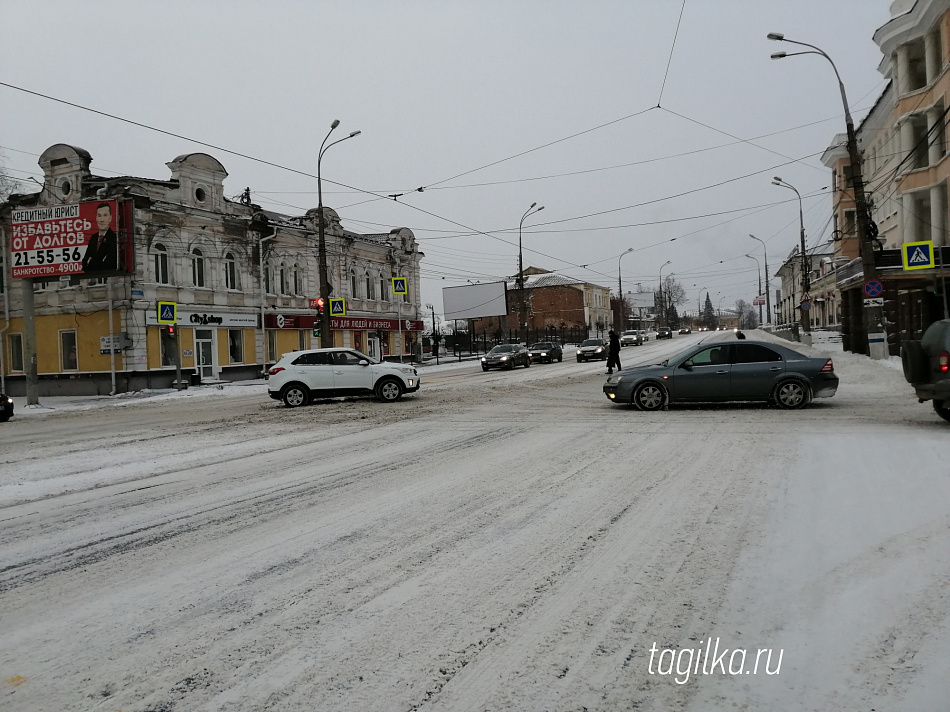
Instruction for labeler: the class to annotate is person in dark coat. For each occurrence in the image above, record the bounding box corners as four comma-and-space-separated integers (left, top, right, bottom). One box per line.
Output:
81, 202, 118, 273
606, 329, 622, 374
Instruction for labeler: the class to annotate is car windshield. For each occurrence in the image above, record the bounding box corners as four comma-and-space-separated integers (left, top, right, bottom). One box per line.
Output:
529, 343, 553, 349
489, 345, 517, 354
580, 339, 604, 347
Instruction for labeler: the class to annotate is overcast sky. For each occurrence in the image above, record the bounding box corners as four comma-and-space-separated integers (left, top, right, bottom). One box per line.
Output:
1, 1, 895, 317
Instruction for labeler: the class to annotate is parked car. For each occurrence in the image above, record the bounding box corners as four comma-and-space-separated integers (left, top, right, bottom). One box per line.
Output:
576, 338, 608, 362
482, 343, 531, 371
902, 318, 950, 422
620, 330, 643, 347
679, 327, 692, 334
603, 340, 838, 411
267, 348, 420, 407
0, 393, 13, 422
656, 326, 673, 339
527, 341, 563, 363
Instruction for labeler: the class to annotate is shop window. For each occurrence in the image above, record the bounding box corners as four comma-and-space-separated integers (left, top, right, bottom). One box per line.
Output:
225, 252, 237, 290
267, 330, 277, 362
8, 333, 23, 372
228, 329, 244, 364
61, 330, 78, 371
154, 244, 169, 284
192, 248, 206, 287
298, 330, 307, 351
160, 328, 177, 367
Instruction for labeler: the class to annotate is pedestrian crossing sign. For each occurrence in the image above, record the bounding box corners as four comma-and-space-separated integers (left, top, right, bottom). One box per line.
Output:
157, 301, 177, 324
329, 297, 346, 316
902, 240, 935, 270
392, 277, 408, 295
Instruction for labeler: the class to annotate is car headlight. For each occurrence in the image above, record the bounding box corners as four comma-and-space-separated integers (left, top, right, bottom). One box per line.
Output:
595, 347, 604, 353
399, 367, 415, 375
501, 356, 509, 361
607, 375, 624, 384
540, 352, 547, 356
576, 350, 581, 355
481, 357, 486, 362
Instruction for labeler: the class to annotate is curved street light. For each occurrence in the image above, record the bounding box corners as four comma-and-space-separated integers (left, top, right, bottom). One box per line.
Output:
695, 285, 708, 327
617, 247, 635, 331
518, 203, 544, 344
317, 119, 361, 347
769, 32, 883, 356
772, 176, 810, 334
658, 260, 672, 328
749, 234, 772, 325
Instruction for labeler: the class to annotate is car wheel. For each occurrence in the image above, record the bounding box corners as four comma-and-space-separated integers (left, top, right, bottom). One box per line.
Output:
0, 414, 10, 423
901, 340, 928, 384
934, 400, 950, 422
577, 357, 582, 363
482, 365, 490, 371
773, 379, 809, 409
558, 355, 562, 362
633, 381, 666, 411
281, 384, 309, 408
375, 377, 404, 402
524, 358, 530, 368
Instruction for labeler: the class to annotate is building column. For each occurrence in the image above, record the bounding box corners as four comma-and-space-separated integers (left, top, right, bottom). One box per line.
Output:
931, 183, 947, 246
903, 192, 918, 243
925, 31, 940, 85
928, 107, 944, 166
896, 45, 910, 95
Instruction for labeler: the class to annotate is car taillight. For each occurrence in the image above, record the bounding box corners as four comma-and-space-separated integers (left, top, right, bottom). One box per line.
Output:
268, 366, 285, 375
820, 359, 834, 373
940, 351, 949, 373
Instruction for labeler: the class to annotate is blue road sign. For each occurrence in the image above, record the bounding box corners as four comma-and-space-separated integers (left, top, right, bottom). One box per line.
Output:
902, 240, 935, 270
157, 301, 177, 324
392, 277, 407, 295
329, 298, 346, 316
863, 280, 883, 298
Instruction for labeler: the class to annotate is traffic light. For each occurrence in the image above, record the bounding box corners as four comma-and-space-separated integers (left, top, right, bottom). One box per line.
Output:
166, 325, 175, 336
313, 325, 321, 338
316, 297, 325, 315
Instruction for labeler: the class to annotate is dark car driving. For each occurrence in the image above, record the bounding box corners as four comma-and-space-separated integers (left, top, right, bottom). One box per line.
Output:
656, 326, 673, 339
527, 342, 563, 363
0, 393, 13, 422
481, 343, 531, 371
603, 339, 838, 410
576, 338, 607, 362
902, 318, 950, 422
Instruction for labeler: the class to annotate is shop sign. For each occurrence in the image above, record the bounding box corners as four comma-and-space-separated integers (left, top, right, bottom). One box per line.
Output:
146, 310, 257, 327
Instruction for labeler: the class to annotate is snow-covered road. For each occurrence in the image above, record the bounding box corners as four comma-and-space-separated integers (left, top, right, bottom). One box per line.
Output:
2, 333, 948, 711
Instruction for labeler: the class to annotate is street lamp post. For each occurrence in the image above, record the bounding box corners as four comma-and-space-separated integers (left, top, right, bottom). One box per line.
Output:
317, 119, 361, 348
696, 285, 708, 327
772, 177, 811, 335
745, 253, 762, 326
658, 260, 672, 328
769, 32, 884, 357
518, 202, 544, 344
749, 234, 772, 325
426, 303, 439, 365
718, 295, 727, 328
617, 247, 634, 331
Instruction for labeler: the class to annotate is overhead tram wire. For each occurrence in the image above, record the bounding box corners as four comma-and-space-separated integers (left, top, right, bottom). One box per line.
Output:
657, 0, 687, 107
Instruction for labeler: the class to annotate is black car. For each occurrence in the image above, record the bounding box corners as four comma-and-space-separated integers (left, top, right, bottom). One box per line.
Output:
656, 327, 673, 339
603, 339, 838, 410
902, 319, 950, 422
576, 338, 607, 362
527, 341, 563, 363
0, 393, 13, 422
481, 343, 531, 371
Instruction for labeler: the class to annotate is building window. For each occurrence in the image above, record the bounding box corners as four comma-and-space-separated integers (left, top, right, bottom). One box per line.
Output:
267, 330, 277, 362
8, 333, 23, 372
192, 248, 206, 287
264, 261, 272, 294
154, 244, 169, 284
380, 273, 387, 302
279, 265, 288, 295
293, 265, 300, 295
350, 268, 358, 298
403, 277, 409, 302
365, 271, 375, 301
298, 330, 307, 351
228, 329, 244, 364
225, 252, 237, 290
61, 330, 78, 371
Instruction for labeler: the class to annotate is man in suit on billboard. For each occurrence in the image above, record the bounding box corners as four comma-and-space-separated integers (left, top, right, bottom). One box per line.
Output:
81, 201, 118, 273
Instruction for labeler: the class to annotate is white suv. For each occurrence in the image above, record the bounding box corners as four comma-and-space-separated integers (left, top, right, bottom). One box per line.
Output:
267, 348, 420, 407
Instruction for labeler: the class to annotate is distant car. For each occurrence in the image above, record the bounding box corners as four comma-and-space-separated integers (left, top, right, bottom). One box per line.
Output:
527, 341, 563, 363
576, 338, 607, 362
482, 343, 531, 371
679, 327, 692, 334
268, 348, 420, 407
620, 330, 643, 347
902, 318, 950, 422
0, 393, 13, 422
603, 340, 838, 411
656, 327, 673, 339
645, 330, 658, 340
638, 330, 650, 342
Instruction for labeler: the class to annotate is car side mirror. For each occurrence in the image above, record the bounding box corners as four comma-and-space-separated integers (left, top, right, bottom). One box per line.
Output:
359, 359, 369, 366
681, 360, 693, 370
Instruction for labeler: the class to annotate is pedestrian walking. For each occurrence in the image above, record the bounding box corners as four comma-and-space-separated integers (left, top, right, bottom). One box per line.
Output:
606, 329, 622, 374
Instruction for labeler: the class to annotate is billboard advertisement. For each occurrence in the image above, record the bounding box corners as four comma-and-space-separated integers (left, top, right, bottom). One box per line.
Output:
442, 281, 508, 320
10, 200, 132, 279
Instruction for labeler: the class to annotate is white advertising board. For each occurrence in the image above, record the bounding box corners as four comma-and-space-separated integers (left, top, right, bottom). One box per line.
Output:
442, 281, 508, 320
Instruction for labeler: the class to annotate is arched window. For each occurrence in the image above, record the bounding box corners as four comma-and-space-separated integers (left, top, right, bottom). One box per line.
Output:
224, 251, 237, 290
365, 271, 375, 301
292, 265, 300, 295
380, 272, 387, 302
192, 248, 205, 287
154, 243, 169, 284
350, 268, 358, 298
264, 261, 272, 294
279, 264, 288, 295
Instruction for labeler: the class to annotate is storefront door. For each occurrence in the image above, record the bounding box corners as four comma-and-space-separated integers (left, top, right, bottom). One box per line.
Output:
195, 329, 216, 380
